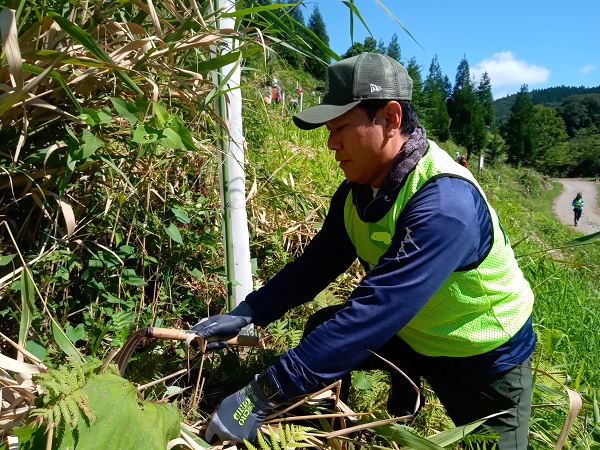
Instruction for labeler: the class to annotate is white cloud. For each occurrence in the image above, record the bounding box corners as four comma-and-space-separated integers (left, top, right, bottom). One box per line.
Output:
580, 64, 596, 74
471, 51, 550, 97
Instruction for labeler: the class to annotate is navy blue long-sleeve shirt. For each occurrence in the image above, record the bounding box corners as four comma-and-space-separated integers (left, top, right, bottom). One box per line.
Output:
245, 176, 535, 399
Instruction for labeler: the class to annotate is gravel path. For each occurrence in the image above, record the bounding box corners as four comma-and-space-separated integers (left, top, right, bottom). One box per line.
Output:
551, 178, 600, 234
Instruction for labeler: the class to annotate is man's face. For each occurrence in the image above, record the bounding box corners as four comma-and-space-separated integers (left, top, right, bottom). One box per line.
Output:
326, 106, 398, 187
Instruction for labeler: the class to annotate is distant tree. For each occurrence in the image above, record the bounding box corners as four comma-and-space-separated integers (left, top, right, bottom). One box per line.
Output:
485, 132, 506, 165
567, 126, 600, 177
277, 0, 307, 69
501, 84, 537, 166
422, 55, 450, 142
531, 105, 569, 174
377, 39, 386, 55
342, 37, 377, 59
363, 37, 377, 53
477, 72, 495, 129
386, 33, 401, 61
406, 57, 425, 117
557, 94, 600, 137
305, 5, 330, 80
286, 0, 305, 23
443, 75, 452, 101
342, 42, 366, 59
449, 57, 487, 157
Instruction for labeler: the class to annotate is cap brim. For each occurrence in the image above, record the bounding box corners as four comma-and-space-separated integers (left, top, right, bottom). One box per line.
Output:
292, 101, 360, 130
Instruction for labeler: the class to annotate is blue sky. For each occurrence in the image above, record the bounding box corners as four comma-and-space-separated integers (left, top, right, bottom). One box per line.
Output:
309, 0, 600, 99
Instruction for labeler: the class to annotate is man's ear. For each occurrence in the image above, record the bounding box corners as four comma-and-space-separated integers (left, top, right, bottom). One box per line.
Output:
383, 101, 402, 136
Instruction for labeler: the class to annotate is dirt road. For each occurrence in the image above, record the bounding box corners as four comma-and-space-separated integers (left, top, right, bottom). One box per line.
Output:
552, 178, 600, 234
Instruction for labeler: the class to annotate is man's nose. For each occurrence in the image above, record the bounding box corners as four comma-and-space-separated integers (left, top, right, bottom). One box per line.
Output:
327, 132, 340, 151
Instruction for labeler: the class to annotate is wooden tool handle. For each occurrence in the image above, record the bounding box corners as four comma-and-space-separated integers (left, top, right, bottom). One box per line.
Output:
146, 327, 259, 347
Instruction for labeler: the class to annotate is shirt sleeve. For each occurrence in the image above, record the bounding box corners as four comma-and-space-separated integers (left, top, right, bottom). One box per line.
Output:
270, 177, 493, 399
244, 182, 358, 326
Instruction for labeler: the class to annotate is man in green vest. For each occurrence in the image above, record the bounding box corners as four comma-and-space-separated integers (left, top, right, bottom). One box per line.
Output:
193, 53, 535, 450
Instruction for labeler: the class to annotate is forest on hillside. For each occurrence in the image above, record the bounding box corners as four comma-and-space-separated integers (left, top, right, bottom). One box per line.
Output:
262, 0, 600, 178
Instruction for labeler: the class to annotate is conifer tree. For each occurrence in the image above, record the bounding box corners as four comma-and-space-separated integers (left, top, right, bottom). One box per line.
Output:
500, 84, 537, 166
363, 37, 377, 53
422, 55, 450, 142
305, 5, 330, 80
386, 33, 401, 61
377, 39, 386, 55
277, 0, 306, 69
449, 57, 487, 157
477, 72, 495, 129
406, 57, 425, 117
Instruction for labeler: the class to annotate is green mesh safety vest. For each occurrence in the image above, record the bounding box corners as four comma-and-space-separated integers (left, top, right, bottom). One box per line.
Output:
343, 141, 534, 357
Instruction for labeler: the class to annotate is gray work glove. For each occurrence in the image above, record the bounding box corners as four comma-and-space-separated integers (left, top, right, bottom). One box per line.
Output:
205, 370, 283, 443
190, 302, 253, 350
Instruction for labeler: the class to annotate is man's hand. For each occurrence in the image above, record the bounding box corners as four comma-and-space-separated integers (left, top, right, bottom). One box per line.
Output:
190, 302, 253, 350
205, 371, 283, 443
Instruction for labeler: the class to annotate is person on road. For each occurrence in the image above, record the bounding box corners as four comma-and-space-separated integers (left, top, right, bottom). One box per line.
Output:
192, 53, 535, 450
572, 192, 584, 226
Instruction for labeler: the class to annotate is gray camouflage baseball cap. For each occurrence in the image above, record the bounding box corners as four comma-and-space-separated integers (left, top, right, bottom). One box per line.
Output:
293, 52, 413, 130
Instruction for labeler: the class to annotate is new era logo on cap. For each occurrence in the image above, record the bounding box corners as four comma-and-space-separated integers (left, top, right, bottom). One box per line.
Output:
370, 84, 382, 93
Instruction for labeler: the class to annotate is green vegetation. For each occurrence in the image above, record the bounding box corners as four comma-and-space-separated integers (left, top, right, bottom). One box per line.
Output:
1, 0, 600, 448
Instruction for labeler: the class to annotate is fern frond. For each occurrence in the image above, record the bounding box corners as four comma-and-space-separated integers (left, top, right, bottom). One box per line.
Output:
268, 425, 281, 450
31, 360, 96, 429
249, 424, 316, 449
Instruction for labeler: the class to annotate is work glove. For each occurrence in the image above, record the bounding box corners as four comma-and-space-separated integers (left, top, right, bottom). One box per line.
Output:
190, 302, 253, 350
205, 370, 284, 443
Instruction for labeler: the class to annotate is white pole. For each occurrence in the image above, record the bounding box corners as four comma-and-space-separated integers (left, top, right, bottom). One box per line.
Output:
212, 0, 253, 311
478, 154, 484, 174
299, 91, 303, 111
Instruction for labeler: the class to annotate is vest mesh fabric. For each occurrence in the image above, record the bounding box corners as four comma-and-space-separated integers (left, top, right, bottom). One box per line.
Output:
343, 141, 534, 357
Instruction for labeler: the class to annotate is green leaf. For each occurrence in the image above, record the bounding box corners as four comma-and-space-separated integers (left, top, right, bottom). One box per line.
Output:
186, 267, 204, 281
180, 424, 210, 449
184, 50, 243, 73
159, 127, 188, 151
422, 419, 487, 447
121, 269, 147, 286
65, 323, 87, 343
166, 116, 195, 150
567, 230, 600, 244
133, 124, 160, 144
342, 1, 371, 43
351, 371, 371, 390
19, 268, 35, 348
171, 207, 190, 224
80, 107, 112, 126
25, 339, 46, 361
71, 130, 104, 161
153, 102, 170, 127
110, 97, 142, 126
15, 373, 180, 449
0, 254, 16, 266
117, 245, 135, 259
50, 320, 84, 363
164, 223, 184, 245
371, 423, 445, 450
52, 265, 70, 281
